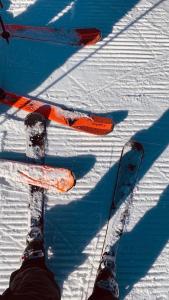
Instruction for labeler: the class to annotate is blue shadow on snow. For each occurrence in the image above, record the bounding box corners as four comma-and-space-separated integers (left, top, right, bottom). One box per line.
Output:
45, 109, 169, 294
0, 0, 142, 94
117, 185, 169, 299
0, 152, 96, 181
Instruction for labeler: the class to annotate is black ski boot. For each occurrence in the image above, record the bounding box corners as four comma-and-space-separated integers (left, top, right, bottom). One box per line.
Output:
22, 227, 44, 261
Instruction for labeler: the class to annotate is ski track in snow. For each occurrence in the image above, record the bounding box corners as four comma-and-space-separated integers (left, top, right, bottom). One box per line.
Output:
0, 0, 169, 299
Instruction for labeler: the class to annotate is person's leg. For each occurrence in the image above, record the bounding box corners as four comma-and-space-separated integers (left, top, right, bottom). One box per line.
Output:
20, 256, 59, 289
2, 239, 61, 300
8, 238, 47, 286
2, 257, 49, 299
88, 269, 119, 300
88, 252, 119, 300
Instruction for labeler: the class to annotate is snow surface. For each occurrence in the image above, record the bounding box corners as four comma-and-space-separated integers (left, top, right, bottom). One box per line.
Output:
0, 0, 169, 299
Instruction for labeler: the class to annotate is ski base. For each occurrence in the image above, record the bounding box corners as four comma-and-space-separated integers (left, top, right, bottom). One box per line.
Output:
89, 141, 144, 300
23, 112, 46, 261
0, 88, 114, 135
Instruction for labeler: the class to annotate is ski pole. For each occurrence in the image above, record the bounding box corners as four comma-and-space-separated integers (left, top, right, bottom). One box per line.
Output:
0, 16, 10, 43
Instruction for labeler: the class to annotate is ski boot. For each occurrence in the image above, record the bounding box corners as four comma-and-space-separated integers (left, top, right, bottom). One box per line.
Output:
22, 226, 44, 261
89, 251, 119, 300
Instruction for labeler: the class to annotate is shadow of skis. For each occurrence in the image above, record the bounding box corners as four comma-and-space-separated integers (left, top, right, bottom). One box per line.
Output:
118, 185, 169, 299
1, 0, 141, 94
45, 109, 169, 292
0, 152, 96, 181
116, 109, 169, 298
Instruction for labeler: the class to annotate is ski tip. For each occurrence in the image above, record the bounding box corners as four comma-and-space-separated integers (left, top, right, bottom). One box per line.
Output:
19, 166, 75, 193
72, 115, 114, 135
25, 112, 46, 127
130, 140, 144, 153
76, 28, 101, 46
57, 171, 75, 192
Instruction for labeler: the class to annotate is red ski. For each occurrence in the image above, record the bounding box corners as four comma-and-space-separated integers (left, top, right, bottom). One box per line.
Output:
0, 88, 114, 135
1, 23, 101, 46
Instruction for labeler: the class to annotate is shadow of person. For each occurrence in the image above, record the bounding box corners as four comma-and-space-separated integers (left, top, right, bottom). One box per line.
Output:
45, 109, 169, 292
117, 185, 169, 299
1, 0, 141, 94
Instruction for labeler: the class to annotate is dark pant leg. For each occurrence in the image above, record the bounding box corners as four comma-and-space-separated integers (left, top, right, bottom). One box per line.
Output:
88, 287, 119, 300
9, 257, 47, 283
4, 258, 61, 300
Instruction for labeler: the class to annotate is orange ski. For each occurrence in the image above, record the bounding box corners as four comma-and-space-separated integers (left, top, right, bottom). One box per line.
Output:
0, 158, 75, 192
0, 89, 114, 135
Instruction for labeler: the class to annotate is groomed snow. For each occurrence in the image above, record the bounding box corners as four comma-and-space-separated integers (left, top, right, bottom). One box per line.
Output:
0, 1, 169, 299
